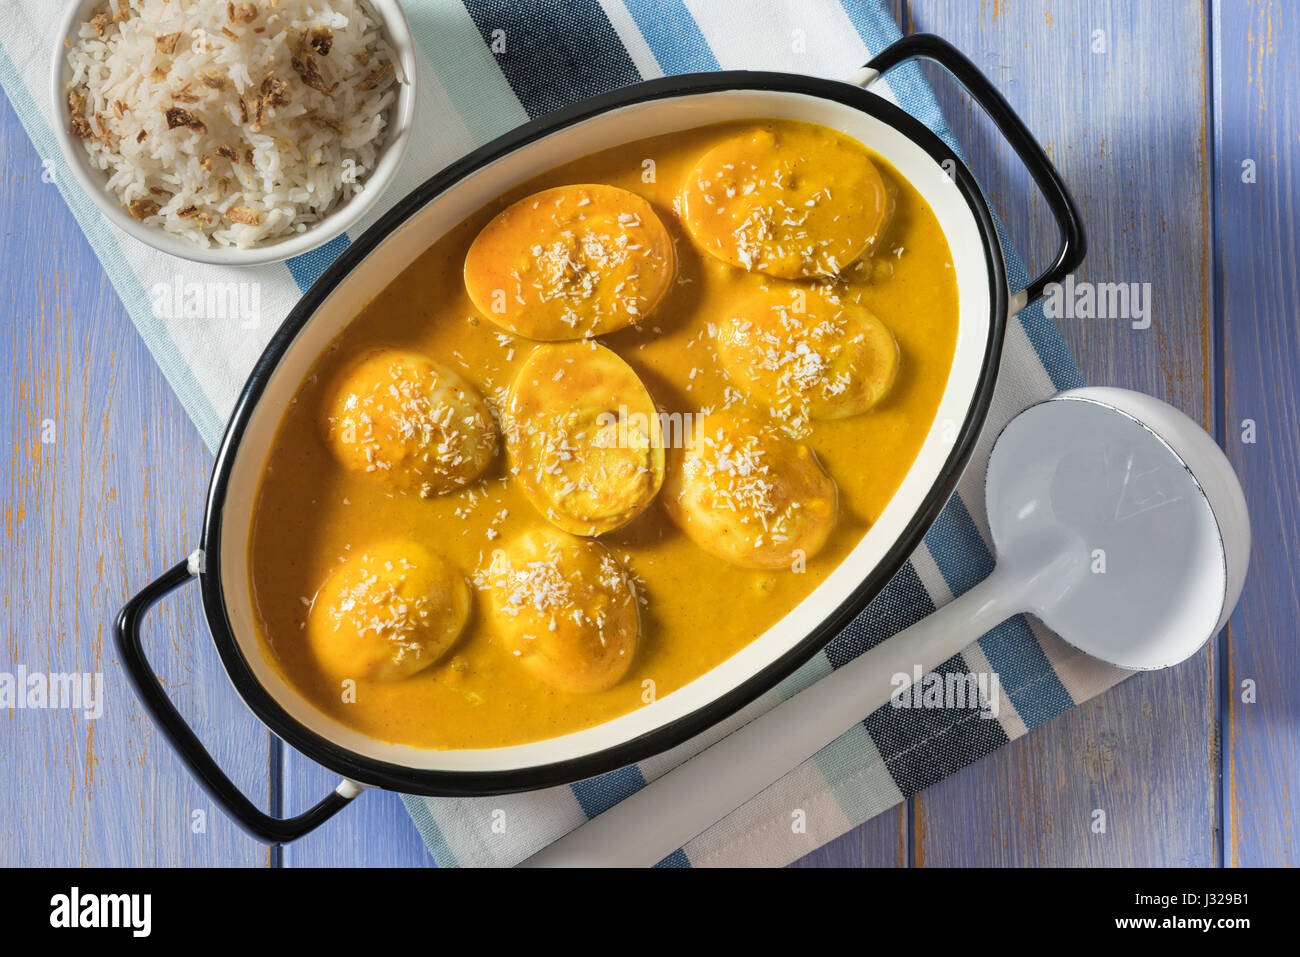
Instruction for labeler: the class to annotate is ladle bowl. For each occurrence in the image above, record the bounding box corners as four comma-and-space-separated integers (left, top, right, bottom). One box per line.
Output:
986, 386, 1248, 669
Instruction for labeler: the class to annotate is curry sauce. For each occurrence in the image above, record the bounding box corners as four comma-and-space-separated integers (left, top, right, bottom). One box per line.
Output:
247, 119, 960, 749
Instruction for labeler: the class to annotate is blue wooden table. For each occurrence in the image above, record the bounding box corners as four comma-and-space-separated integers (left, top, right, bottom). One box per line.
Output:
2, 0, 1295, 867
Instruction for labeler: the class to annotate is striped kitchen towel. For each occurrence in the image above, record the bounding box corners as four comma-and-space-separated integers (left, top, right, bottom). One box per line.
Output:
0, 0, 1132, 866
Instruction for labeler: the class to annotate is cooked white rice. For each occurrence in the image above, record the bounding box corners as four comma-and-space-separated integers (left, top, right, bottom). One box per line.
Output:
64, 0, 402, 248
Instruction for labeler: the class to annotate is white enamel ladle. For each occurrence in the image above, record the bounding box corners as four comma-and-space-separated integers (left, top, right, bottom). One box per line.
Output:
522, 387, 1250, 868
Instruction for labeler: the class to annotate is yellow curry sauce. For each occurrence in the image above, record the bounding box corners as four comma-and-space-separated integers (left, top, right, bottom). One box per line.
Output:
248, 119, 960, 749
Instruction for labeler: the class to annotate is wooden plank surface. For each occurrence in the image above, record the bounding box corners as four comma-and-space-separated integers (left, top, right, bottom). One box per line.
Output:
883, 0, 1221, 868
1213, 0, 1300, 868
0, 0, 1292, 867
0, 91, 272, 866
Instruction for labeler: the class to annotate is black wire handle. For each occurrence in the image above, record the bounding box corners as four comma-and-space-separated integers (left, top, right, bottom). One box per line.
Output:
865, 33, 1087, 307
115, 558, 359, 843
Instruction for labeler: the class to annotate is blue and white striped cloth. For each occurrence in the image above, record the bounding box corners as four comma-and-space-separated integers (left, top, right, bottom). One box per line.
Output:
3, 0, 1132, 866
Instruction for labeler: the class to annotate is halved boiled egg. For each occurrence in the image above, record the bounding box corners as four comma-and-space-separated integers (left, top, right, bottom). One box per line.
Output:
307, 542, 471, 681
663, 410, 837, 569
505, 341, 665, 536
481, 529, 641, 693
714, 290, 899, 421
464, 184, 676, 340
323, 348, 497, 497
681, 124, 892, 279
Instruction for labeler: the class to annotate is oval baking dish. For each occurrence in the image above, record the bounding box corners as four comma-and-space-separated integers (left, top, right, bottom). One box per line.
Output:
115, 34, 1085, 843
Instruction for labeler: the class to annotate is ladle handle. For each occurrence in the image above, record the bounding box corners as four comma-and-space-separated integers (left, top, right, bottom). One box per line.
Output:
522, 571, 1019, 868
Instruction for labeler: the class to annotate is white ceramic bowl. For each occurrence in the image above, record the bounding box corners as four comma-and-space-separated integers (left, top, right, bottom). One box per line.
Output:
49, 0, 418, 267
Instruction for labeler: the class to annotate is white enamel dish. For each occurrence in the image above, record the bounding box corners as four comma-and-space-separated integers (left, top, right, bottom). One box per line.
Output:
115, 35, 1085, 842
